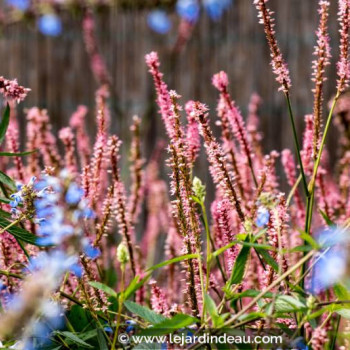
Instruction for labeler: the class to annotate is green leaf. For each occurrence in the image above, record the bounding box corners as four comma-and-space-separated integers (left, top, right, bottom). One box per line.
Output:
319, 209, 335, 226
89, 281, 117, 298
0, 197, 11, 205
229, 246, 250, 285
0, 150, 37, 157
0, 170, 16, 191
146, 254, 198, 272
204, 294, 221, 327
272, 295, 307, 313
256, 248, 279, 272
124, 301, 167, 324
0, 217, 41, 245
97, 329, 108, 350
231, 289, 274, 301
299, 230, 320, 250
336, 308, 350, 319
140, 314, 198, 336
334, 283, 350, 304
0, 104, 10, 146
67, 305, 94, 332
237, 312, 266, 323
56, 331, 94, 348
212, 239, 274, 260
124, 274, 151, 300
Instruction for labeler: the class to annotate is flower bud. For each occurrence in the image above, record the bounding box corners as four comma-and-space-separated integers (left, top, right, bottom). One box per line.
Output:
192, 176, 206, 203
117, 243, 129, 265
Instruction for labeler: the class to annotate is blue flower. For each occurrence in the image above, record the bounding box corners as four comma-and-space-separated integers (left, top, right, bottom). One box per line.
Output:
104, 326, 113, 333
83, 240, 100, 259
6, 0, 30, 11
65, 183, 84, 205
9, 192, 22, 208
203, 0, 232, 21
317, 227, 349, 248
256, 207, 270, 227
147, 10, 171, 34
290, 337, 309, 350
28, 251, 80, 278
38, 14, 62, 37
176, 0, 200, 22
70, 263, 83, 278
310, 247, 347, 294
126, 320, 136, 333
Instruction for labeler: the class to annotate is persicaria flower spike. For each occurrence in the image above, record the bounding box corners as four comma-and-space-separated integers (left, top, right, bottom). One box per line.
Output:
337, 0, 350, 92
145, 52, 176, 139
254, 0, 291, 93
0, 76, 30, 103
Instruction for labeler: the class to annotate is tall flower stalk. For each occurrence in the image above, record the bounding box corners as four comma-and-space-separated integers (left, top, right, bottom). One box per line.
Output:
254, 0, 308, 196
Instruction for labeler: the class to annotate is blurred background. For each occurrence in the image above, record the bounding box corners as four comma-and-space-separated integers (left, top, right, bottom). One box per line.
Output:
0, 0, 343, 181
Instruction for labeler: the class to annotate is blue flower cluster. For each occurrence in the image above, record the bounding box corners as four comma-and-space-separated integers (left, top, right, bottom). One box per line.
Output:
6, 1, 62, 37
38, 14, 62, 37
148, 0, 233, 34
310, 227, 350, 294
255, 206, 270, 228
33, 173, 98, 258
5, 0, 30, 11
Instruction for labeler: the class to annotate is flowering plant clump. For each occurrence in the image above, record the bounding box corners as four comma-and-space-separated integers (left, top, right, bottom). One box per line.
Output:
1, 1, 350, 349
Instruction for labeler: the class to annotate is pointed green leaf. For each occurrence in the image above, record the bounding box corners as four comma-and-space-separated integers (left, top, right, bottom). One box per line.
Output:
140, 314, 199, 336
146, 254, 198, 272
256, 248, 279, 272
0, 104, 10, 146
0, 150, 37, 157
56, 331, 94, 348
0, 217, 41, 245
89, 281, 117, 298
0, 170, 16, 191
319, 209, 335, 226
124, 301, 167, 324
229, 246, 250, 285
124, 274, 151, 300
97, 329, 108, 350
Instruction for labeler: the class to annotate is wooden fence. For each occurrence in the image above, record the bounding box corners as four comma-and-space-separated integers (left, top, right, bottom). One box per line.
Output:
0, 0, 342, 172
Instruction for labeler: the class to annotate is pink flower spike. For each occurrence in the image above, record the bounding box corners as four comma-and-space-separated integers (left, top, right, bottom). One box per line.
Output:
185, 101, 201, 166
212, 71, 229, 92
254, 0, 291, 93
0, 76, 30, 103
336, 0, 350, 92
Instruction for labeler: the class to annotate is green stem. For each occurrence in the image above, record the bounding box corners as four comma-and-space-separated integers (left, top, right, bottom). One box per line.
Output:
285, 93, 309, 197
200, 204, 227, 283
308, 94, 339, 194
112, 266, 125, 350
300, 93, 339, 288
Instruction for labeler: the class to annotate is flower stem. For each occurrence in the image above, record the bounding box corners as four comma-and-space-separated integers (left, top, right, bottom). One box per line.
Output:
112, 266, 125, 350
285, 93, 309, 197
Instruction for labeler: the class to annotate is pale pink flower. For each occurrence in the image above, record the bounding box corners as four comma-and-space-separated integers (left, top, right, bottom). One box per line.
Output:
337, 0, 350, 92
312, 1, 331, 157
281, 149, 305, 225
185, 101, 201, 166
301, 114, 315, 176
0, 76, 30, 103
69, 105, 91, 168
149, 280, 169, 315
145, 52, 176, 139
192, 101, 245, 222
254, 0, 291, 93
59, 127, 77, 174
82, 11, 110, 86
